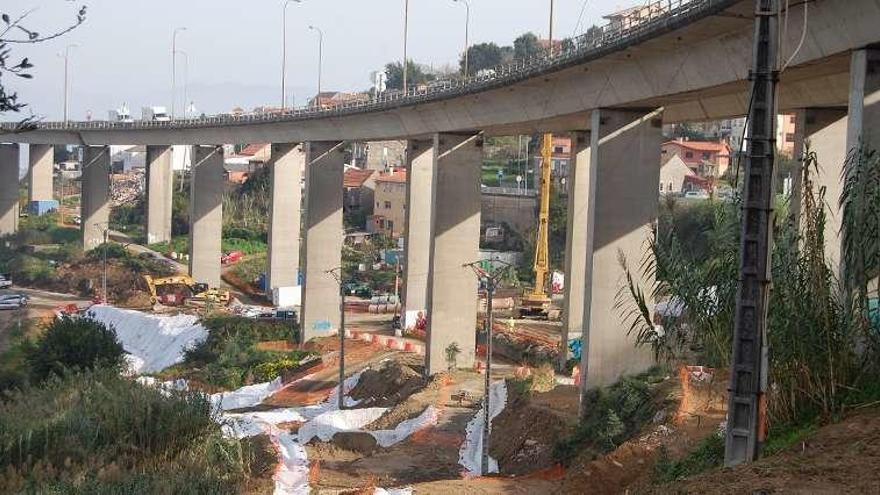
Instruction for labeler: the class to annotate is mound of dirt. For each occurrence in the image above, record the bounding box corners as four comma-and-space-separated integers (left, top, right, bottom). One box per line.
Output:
364, 372, 450, 431
658, 406, 880, 494
332, 431, 379, 456
488, 383, 578, 475
349, 359, 427, 408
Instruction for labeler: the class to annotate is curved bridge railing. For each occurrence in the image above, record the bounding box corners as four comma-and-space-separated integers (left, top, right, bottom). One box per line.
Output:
3, 0, 737, 132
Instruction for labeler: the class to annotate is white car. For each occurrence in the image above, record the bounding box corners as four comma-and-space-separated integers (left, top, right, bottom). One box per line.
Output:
0, 274, 12, 289
684, 190, 710, 200
0, 294, 29, 309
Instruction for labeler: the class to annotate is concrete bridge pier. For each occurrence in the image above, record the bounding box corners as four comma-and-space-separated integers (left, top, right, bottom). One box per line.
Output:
300, 141, 345, 342
401, 138, 435, 323
0, 144, 19, 235
791, 48, 880, 272
424, 133, 482, 375
560, 131, 591, 367
145, 145, 174, 244
188, 145, 224, 287
267, 143, 305, 294
578, 108, 663, 392
28, 144, 54, 206
81, 145, 111, 251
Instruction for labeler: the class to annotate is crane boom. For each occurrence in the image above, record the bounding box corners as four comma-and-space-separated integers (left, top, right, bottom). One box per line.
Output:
520, 133, 553, 315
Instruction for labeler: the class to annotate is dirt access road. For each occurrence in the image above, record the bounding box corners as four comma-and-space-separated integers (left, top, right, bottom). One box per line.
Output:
0, 288, 91, 352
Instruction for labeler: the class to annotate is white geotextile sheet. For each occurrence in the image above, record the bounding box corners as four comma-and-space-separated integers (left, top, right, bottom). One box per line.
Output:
211, 377, 284, 411
458, 380, 508, 476
86, 305, 207, 374
297, 407, 388, 444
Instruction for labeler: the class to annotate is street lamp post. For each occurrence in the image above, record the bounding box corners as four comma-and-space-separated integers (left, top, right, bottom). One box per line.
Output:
60, 44, 78, 123
402, 0, 409, 94
176, 50, 189, 118
171, 27, 187, 119
308, 25, 324, 106
281, 0, 303, 110
453, 0, 470, 77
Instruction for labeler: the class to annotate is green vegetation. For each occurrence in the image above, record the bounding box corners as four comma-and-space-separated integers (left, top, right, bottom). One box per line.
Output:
619, 145, 880, 482
161, 315, 310, 391
230, 252, 267, 287
24, 316, 127, 382
0, 213, 171, 300
0, 369, 274, 493
150, 234, 268, 257
553, 368, 669, 465
654, 431, 725, 482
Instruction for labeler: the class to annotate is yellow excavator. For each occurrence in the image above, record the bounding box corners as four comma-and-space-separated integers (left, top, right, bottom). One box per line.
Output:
519, 133, 554, 317
143, 275, 231, 307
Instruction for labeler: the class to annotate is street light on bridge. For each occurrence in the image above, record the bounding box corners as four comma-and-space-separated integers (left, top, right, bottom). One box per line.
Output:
171, 27, 187, 120
282, 0, 303, 110
402, 0, 409, 94
452, 0, 470, 77
308, 25, 324, 108
58, 43, 79, 123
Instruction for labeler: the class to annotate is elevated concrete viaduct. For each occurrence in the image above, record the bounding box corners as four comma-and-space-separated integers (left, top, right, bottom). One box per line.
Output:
0, 0, 878, 387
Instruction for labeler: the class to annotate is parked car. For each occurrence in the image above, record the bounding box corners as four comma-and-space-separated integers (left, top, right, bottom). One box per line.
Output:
0, 293, 29, 309
0, 273, 12, 289
221, 251, 244, 265
684, 190, 710, 200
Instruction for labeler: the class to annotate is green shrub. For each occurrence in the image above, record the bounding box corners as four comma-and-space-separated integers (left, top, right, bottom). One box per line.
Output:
0, 369, 267, 493
553, 368, 667, 465
24, 316, 127, 381
253, 351, 313, 382
654, 430, 724, 482
8, 254, 54, 284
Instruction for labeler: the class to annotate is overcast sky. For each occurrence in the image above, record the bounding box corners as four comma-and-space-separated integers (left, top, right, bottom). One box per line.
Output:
6, 0, 633, 121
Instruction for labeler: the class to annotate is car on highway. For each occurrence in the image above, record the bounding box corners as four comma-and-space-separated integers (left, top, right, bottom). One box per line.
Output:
0, 293, 29, 309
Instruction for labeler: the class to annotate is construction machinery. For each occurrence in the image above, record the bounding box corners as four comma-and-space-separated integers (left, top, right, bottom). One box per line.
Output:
519, 133, 554, 317
143, 275, 231, 307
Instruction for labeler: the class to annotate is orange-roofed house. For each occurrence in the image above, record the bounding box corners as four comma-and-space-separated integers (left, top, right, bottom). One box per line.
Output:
370, 169, 407, 238
343, 167, 377, 227
661, 138, 731, 178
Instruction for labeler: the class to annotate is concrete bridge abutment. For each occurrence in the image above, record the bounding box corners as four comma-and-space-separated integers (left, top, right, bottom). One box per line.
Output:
267, 143, 305, 294
577, 109, 663, 393
300, 141, 345, 343
81, 146, 111, 251
424, 133, 482, 375
145, 145, 174, 245
0, 144, 19, 236
188, 145, 224, 287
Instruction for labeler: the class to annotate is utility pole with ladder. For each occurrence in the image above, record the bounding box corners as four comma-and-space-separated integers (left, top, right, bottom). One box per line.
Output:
725, 0, 779, 467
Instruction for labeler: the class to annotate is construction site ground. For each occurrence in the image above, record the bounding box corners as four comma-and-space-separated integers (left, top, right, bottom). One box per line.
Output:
0, 288, 90, 353
655, 405, 880, 494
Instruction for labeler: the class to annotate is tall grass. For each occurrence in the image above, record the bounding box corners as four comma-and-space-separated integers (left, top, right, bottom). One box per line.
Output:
0, 369, 273, 493
618, 145, 880, 425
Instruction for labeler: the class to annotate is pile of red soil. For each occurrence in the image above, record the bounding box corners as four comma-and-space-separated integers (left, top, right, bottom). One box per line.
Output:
349, 359, 427, 408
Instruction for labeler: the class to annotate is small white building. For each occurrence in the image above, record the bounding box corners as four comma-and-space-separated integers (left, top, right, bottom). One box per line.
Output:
659, 155, 693, 195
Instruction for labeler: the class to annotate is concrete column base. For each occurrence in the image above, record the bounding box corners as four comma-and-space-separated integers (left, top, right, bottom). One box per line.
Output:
146, 145, 174, 245
425, 133, 482, 375
0, 144, 20, 235
579, 109, 663, 392
188, 145, 224, 287
301, 141, 345, 342
81, 146, 110, 251
267, 143, 305, 293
